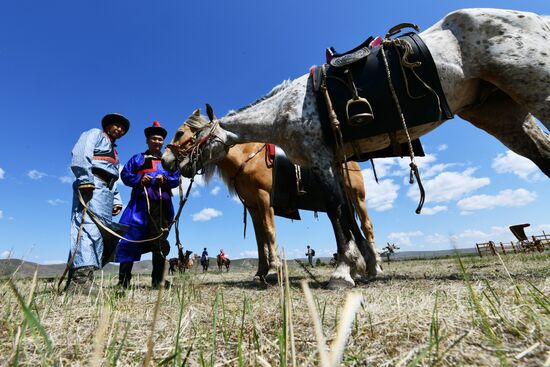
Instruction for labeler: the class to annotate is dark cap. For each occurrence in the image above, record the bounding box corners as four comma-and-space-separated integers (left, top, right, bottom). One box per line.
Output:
102, 113, 130, 133
144, 120, 167, 139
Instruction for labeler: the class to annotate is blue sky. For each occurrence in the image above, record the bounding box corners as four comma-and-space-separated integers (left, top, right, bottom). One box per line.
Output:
0, 1, 548, 264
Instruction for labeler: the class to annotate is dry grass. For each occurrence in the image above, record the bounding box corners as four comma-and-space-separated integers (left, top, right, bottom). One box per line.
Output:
1, 252, 549, 366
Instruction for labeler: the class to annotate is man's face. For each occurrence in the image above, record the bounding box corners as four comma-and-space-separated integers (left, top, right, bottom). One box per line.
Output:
105, 123, 127, 140
147, 135, 164, 154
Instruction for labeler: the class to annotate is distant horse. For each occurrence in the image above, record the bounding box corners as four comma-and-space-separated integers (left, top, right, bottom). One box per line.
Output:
163, 9, 550, 288
168, 249, 193, 274
217, 255, 231, 272
200, 256, 210, 272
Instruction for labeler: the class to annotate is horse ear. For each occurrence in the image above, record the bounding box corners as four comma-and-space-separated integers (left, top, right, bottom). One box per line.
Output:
193, 108, 201, 116
206, 103, 216, 122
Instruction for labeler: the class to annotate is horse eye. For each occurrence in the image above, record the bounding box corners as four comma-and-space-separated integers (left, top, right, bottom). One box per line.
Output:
174, 131, 183, 142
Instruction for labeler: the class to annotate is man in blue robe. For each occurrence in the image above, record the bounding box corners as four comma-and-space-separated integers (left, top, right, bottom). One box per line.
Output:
66, 113, 130, 293
116, 121, 180, 288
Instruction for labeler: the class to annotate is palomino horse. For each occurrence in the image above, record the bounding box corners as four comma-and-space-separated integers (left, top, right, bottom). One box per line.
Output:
169, 134, 380, 281
163, 9, 550, 288
217, 255, 231, 272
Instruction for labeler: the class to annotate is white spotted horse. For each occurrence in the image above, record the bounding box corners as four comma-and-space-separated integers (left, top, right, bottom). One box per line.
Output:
163, 9, 550, 289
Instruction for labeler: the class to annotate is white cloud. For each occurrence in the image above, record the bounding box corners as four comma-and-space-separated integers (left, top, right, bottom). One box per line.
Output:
42, 260, 65, 265
537, 224, 550, 232
424, 233, 448, 245
28, 170, 47, 180
449, 226, 509, 245
370, 157, 399, 178
387, 230, 423, 247
47, 199, 67, 206
1, 250, 12, 259
457, 189, 537, 211
408, 168, 490, 203
492, 150, 543, 181
0, 210, 3, 219
362, 169, 399, 211
59, 176, 72, 184
210, 186, 221, 196
231, 195, 242, 204
437, 144, 448, 151
421, 163, 457, 179
240, 250, 258, 258
191, 189, 201, 198
191, 208, 222, 222
0, 167, 5, 179
419, 205, 448, 215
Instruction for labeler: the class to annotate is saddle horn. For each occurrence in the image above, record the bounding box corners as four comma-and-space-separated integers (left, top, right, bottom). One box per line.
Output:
385, 22, 420, 39
206, 103, 217, 122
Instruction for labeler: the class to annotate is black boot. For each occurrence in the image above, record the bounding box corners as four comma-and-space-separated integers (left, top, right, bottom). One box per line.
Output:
118, 262, 134, 288
151, 252, 169, 289
65, 266, 95, 295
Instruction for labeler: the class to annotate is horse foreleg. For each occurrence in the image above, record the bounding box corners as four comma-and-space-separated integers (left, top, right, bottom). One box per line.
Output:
459, 90, 550, 178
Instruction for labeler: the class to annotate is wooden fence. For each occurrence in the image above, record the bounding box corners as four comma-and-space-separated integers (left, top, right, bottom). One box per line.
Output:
475, 231, 549, 257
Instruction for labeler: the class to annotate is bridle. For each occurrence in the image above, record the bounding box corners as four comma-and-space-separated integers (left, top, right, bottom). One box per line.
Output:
165, 118, 232, 176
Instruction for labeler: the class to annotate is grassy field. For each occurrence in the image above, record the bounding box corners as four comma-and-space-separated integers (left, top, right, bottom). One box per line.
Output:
1, 252, 549, 366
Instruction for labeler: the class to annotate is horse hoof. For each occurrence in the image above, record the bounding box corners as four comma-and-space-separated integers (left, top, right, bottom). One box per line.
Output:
327, 277, 355, 290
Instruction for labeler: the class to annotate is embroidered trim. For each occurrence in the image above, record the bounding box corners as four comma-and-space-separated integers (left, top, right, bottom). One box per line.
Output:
93, 155, 119, 164
136, 160, 162, 174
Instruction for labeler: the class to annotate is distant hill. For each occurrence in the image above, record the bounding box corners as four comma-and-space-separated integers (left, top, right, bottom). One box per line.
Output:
0, 248, 479, 278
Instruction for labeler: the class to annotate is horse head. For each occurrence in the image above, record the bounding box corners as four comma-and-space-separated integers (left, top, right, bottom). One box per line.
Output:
162, 105, 231, 178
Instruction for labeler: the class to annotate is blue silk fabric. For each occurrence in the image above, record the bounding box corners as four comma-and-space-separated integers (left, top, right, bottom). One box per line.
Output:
115, 151, 180, 262
69, 128, 125, 269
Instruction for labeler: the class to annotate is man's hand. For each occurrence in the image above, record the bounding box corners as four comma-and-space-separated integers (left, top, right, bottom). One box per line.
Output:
112, 205, 122, 216
78, 186, 94, 203
156, 175, 166, 185
140, 174, 153, 186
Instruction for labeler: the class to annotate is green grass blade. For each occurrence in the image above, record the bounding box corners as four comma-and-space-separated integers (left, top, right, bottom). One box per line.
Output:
8, 280, 53, 355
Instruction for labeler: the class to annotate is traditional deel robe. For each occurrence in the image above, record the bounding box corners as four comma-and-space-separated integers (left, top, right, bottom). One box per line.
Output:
116, 150, 180, 262
70, 128, 127, 269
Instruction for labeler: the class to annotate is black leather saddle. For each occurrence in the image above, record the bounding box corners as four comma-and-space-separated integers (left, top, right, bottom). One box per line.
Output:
270, 148, 327, 220
326, 36, 374, 68
315, 32, 453, 162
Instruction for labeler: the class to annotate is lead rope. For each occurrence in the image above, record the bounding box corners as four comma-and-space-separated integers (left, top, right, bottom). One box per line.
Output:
173, 175, 194, 261
58, 186, 170, 293
57, 206, 87, 293
380, 38, 425, 214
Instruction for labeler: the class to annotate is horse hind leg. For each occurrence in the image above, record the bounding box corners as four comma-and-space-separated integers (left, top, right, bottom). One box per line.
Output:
459, 89, 550, 178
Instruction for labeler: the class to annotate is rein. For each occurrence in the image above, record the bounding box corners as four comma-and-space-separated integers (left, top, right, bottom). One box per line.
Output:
229, 143, 268, 239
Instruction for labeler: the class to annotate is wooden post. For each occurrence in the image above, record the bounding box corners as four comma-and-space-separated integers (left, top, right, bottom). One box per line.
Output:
489, 241, 497, 256
476, 243, 483, 257
500, 242, 506, 254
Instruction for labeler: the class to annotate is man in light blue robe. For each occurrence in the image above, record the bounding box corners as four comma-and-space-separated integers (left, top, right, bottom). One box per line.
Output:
66, 113, 130, 293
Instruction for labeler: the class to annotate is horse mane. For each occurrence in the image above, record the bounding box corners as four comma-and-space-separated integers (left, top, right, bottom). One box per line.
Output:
227, 79, 292, 116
